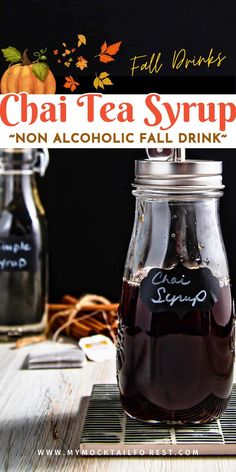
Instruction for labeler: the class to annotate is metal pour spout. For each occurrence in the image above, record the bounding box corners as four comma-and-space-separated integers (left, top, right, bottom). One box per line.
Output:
146, 148, 186, 161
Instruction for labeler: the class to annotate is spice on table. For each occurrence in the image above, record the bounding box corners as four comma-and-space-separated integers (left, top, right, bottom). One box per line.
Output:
15, 293, 119, 348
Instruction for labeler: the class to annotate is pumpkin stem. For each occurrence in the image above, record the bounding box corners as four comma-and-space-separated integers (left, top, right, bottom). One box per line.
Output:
22, 49, 32, 65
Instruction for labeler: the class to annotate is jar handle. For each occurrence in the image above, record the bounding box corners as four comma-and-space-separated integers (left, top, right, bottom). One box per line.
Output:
34, 148, 49, 176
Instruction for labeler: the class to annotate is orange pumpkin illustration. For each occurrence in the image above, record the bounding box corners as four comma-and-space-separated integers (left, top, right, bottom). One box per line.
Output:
0, 48, 56, 94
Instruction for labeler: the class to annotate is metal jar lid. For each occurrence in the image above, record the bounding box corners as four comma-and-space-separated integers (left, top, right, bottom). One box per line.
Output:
134, 154, 224, 192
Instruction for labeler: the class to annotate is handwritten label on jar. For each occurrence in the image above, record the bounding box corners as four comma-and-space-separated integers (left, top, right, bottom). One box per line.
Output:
0, 237, 37, 272
140, 264, 220, 317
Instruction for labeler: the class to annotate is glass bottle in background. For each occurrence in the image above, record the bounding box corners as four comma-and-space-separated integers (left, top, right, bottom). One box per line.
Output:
117, 151, 235, 424
0, 148, 48, 339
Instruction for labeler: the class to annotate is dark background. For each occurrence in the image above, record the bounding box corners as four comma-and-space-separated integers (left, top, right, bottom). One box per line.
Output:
1, 0, 236, 79
36, 148, 236, 303
1, 0, 236, 302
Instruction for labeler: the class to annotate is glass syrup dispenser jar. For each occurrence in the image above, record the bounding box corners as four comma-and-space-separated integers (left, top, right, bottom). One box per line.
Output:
0, 148, 49, 339
117, 149, 235, 424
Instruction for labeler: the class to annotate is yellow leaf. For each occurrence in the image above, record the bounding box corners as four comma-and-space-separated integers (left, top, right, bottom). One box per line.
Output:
62, 42, 67, 47
98, 79, 104, 89
93, 77, 100, 90
102, 77, 113, 85
99, 71, 109, 79
78, 34, 86, 47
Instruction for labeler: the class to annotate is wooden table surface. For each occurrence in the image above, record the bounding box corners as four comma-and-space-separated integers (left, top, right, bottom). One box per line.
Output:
0, 342, 235, 472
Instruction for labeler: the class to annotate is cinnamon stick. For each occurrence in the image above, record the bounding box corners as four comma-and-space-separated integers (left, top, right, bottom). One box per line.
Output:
47, 303, 119, 312
62, 295, 78, 304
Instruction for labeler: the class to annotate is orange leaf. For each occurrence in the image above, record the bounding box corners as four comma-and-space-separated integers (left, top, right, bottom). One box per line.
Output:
106, 41, 122, 56
100, 41, 107, 54
53, 49, 58, 55
76, 56, 88, 70
99, 54, 115, 63
63, 76, 79, 92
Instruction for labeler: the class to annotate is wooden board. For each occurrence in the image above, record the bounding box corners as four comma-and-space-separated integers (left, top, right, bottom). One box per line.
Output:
0, 342, 235, 471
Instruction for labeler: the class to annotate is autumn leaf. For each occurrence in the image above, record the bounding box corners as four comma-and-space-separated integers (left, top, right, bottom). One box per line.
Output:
76, 56, 88, 70
99, 72, 109, 79
93, 72, 113, 90
64, 75, 79, 92
96, 40, 122, 63
103, 77, 113, 85
93, 77, 100, 89
53, 49, 58, 55
64, 62, 71, 67
100, 54, 114, 63
78, 34, 86, 47
62, 49, 71, 57
106, 41, 121, 55
94, 78, 105, 89
101, 42, 107, 54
